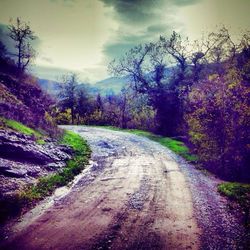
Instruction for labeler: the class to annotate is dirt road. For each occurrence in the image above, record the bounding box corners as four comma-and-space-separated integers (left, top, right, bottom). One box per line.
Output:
1, 126, 246, 249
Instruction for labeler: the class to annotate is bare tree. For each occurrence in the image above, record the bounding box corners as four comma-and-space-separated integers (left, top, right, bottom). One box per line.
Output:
109, 42, 180, 135
8, 17, 36, 73
161, 32, 189, 76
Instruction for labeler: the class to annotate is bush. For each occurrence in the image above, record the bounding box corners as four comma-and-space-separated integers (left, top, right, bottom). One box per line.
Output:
186, 67, 250, 181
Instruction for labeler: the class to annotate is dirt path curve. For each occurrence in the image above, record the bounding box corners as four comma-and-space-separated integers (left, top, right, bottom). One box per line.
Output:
1, 126, 246, 250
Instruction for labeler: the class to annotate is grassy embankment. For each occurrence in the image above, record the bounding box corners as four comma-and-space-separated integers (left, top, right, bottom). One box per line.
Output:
20, 130, 91, 202
1, 118, 43, 137
0, 118, 91, 220
1, 118, 46, 144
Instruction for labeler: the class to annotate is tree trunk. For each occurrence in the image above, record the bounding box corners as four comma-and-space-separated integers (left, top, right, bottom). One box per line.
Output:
71, 108, 74, 124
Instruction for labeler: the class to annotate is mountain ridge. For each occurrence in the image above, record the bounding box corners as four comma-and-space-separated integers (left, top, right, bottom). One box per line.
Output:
38, 76, 129, 97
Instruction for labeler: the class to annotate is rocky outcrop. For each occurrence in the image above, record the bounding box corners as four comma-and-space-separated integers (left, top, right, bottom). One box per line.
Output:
0, 130, 72, 164
0, 130, 73, 196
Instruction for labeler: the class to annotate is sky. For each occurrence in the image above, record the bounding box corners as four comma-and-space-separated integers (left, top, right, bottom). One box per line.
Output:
0, 0, 249, 83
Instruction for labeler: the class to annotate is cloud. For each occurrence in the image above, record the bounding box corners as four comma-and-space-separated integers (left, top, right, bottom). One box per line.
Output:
32, 64, 108, 84
102, 29, 151, 59
173, 0, 202, 6
50, 0, 76, 7
31, 65, 73, 81
147, 24, 171, 34
100, 0, 165, 26
100, 0, 202, 25
100, 0, 202, 61
40, 56, 54, 64
102, 29, 169, 60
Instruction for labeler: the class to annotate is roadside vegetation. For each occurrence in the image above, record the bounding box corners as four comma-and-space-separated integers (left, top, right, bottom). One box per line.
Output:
1, 118, 43, 138
218, 182, 250, 227
129, 130, 197, 162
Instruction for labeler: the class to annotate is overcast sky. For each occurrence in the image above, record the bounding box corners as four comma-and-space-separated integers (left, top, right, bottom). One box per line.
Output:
0, 0, 249, 83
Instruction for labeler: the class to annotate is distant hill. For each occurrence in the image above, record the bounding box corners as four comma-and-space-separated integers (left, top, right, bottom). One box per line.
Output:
94, 76, 129, 95
37, 67, 175, 98
37, 79, 63, 97
37, 76, 130, 98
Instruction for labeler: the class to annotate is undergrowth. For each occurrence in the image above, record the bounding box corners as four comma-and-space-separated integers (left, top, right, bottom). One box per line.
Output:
218, 182, 250, 226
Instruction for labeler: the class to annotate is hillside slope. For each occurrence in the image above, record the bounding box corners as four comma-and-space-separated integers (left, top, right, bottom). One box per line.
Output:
0, 73, 56, 135
0, 72, 90, 228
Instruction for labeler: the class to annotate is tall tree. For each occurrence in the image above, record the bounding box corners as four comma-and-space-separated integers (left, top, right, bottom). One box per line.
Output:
186, 65, 250, 181
59, 73, 78, 124
96, 93, 103, 112
76, 88, 89, 124
8, 17, 36, 73
109, 41, 184, 135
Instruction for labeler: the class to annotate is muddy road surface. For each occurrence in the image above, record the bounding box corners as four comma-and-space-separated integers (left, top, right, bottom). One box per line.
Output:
1, 126, 246, 250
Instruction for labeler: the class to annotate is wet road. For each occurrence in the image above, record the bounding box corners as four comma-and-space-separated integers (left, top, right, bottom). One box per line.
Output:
1, 126, 246, 250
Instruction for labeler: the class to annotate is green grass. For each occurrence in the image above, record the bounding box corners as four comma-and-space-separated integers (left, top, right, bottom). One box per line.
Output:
36, 139, 46, 145
218, 182, 250, 226
218, 182, 250, 205
19, 130, 91, 202
98, 126, 197, 162
1, 118, 43, 138
59, 130, 88, 152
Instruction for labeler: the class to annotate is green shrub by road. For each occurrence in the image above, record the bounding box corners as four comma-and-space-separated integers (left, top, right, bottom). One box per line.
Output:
218, 182, 250, 226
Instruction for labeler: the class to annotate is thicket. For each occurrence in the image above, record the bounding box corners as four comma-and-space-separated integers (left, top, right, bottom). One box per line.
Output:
55, 81, 156, 131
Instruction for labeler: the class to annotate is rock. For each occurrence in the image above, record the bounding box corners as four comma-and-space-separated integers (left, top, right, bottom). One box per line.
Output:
57, 144, 74, 155
97, 141, 112, 149
0, 165, 10, 172
2, 169, 27, 178
26, 168, 40, 177
46, 161, 66, 170
0, 130, 72, 165
0, 129, 74, 197
43, 144, 72, 162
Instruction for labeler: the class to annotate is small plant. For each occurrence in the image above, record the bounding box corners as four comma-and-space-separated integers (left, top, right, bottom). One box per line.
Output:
218, 182, 250, 226
36, 139, 46, 145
